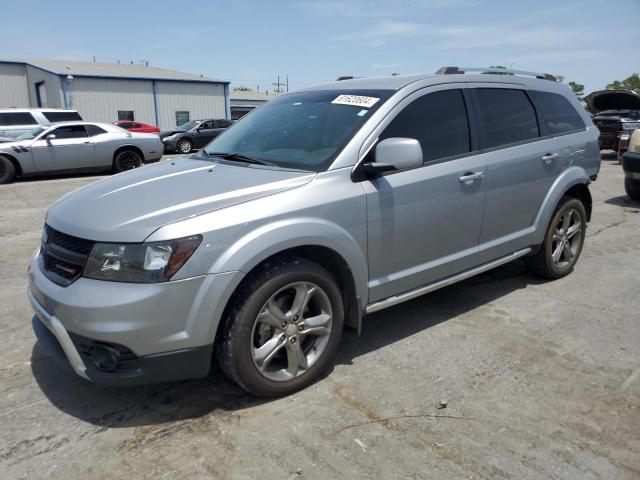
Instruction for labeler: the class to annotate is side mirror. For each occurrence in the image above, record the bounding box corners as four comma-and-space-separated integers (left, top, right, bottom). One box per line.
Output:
359, 138, 423, 179
45, 134, 56, 142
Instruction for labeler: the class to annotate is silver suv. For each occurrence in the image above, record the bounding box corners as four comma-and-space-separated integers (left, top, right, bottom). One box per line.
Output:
28, 68, 600, 397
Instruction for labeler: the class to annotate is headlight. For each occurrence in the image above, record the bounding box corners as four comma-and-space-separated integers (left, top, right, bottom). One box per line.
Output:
84, 235, 201, 283
163, 134, 178, 142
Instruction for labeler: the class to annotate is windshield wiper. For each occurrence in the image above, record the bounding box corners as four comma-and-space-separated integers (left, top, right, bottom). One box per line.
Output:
205, 151, 275, 166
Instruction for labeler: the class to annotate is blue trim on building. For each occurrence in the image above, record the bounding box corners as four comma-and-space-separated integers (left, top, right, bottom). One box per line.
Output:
224, 83, 231, 119
59, 76, 68, 108
152, 80, 160, 127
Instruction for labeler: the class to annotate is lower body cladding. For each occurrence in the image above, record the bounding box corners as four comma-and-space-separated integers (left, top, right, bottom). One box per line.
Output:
27, 251, 241, 385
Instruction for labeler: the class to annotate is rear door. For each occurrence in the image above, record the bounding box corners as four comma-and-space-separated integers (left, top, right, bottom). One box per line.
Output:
31, 125, 95, 171
468, 84, 558, 259
363, 85, 487, 301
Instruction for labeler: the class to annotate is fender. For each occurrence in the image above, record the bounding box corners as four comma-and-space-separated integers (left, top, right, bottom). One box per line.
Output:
209, 217, 369, 306
531, 166, 590, 245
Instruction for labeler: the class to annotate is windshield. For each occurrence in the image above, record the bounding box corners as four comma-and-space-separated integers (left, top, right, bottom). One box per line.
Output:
179, 120, 201, 131
202, 89, 394, 171
0, 126, 47, 141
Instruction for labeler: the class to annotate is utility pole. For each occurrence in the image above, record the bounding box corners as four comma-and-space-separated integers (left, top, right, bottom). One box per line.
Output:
286, 74, 289, 92
272, 75, 285, 93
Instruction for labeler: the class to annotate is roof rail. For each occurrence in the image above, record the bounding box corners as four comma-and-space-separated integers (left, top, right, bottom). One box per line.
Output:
435, 66, 556, 81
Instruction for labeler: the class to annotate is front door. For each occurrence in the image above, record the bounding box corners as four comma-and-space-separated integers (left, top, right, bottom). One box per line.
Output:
192, 120, 219, 148
31, 125, 95, 172
363, 86, 487, 302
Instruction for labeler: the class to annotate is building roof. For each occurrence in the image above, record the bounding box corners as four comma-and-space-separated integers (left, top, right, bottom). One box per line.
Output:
0, 56, 229, 84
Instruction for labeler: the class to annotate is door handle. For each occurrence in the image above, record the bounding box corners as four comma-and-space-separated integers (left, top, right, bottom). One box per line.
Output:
459, 171, 484, 184
541, 153, 559, 164
83, 141, 91, 144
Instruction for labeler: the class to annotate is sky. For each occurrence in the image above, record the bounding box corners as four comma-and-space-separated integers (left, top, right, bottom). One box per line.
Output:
2, 0, 639, 94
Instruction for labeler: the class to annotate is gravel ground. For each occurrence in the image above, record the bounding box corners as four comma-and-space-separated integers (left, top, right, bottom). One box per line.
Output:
0, 154, 639, 480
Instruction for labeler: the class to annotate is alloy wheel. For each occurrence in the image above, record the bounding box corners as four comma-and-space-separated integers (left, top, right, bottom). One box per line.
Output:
251, 281, 332, 381
178, 140, 191, 153
551, 207, 583, 270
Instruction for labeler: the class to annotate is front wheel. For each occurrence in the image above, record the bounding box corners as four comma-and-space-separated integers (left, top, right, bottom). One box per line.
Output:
216, 257, 344, 397
177, 138, 192, 154
0, 156, 16, 184
526, 196, 587, 279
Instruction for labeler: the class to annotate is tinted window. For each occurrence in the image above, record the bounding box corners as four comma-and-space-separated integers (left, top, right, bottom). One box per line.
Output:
117, 121, 133, 129
176, 111, 190, 126
43, 111, 82, 122
215, 119, 232, 128
50, 125, 87, 139
380, 89, 471, 162
0, 112, 38, 126
199, 121, 215, 129
530, 91, 585, 134
475, 89, 539, 148
86, 125, 107, 136
118, 110, 134, 121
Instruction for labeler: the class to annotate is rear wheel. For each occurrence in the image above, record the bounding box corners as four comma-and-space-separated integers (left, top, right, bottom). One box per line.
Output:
526, 196, 587, 279
216, 257, 344, 397
0, 156, 16, 184
625, 178, 640, 200
113, 150, 142, 173
177, 138, 192, 154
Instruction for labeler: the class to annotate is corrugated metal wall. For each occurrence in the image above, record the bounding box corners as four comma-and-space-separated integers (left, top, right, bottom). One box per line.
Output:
156, 81, 226, 128
69, 77, 156, 125
0, 63, 29, 107
25, 66, 63, 108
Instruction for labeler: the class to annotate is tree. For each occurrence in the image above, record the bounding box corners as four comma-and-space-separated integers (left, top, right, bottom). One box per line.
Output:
606, 73, 640, 94
234, 85, 253, 92
568, 81, 584, 100
483, 65, 513, 75
555, 75, 565, 83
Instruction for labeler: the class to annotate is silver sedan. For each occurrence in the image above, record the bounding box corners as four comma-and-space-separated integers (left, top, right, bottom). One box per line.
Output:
0, 122, 163, 184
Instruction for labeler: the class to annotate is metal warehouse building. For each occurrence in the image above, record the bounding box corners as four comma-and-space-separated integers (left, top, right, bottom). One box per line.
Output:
0, 57, 230, 130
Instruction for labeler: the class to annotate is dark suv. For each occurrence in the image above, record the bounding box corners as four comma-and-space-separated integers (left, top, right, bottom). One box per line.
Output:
159, 118, 233, 154
586, 90, 640, 151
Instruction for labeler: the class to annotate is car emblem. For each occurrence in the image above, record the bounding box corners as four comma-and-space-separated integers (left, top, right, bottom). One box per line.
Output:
55, 263, 77, 275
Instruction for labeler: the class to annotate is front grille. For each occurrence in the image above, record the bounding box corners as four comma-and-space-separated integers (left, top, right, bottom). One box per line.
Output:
46, 225, 94, 255
40, 225, 95, 286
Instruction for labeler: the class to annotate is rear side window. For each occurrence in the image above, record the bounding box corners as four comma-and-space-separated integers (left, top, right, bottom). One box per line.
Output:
51, 125, 87, 139
475, 89, 539, 148
43, 111, 82, 122
86, 125, 107, 136
0, 112, 38, 126
380, 89, 471, 162
530, 91, 585, 134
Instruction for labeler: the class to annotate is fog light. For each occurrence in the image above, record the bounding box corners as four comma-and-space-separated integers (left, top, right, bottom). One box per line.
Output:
89, 344, 120, 371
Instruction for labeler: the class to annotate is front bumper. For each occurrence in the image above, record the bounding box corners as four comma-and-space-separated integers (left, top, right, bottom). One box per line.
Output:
161, 137, 179, 152
27, 249, 242, 385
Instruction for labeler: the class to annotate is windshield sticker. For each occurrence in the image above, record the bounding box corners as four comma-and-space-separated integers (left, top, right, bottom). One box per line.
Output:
357, 109, 368, 117
332, 95, 380, 108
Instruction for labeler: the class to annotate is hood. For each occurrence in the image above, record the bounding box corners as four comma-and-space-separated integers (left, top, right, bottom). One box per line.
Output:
159, 128, 186, 137
585, 89, 640, 114
46, 157, 315, 242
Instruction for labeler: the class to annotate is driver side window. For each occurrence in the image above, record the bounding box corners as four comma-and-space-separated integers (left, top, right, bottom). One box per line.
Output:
49, 125, 88, 139
380, 89, 471, 163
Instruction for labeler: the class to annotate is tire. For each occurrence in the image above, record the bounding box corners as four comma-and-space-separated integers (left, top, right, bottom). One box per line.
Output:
177, 138, 192, 154
216, 256, 344, 397
625, 178, 640, 200
113, 150, 142, 173
0, 156, 16, 184
525, 196, 587, 279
